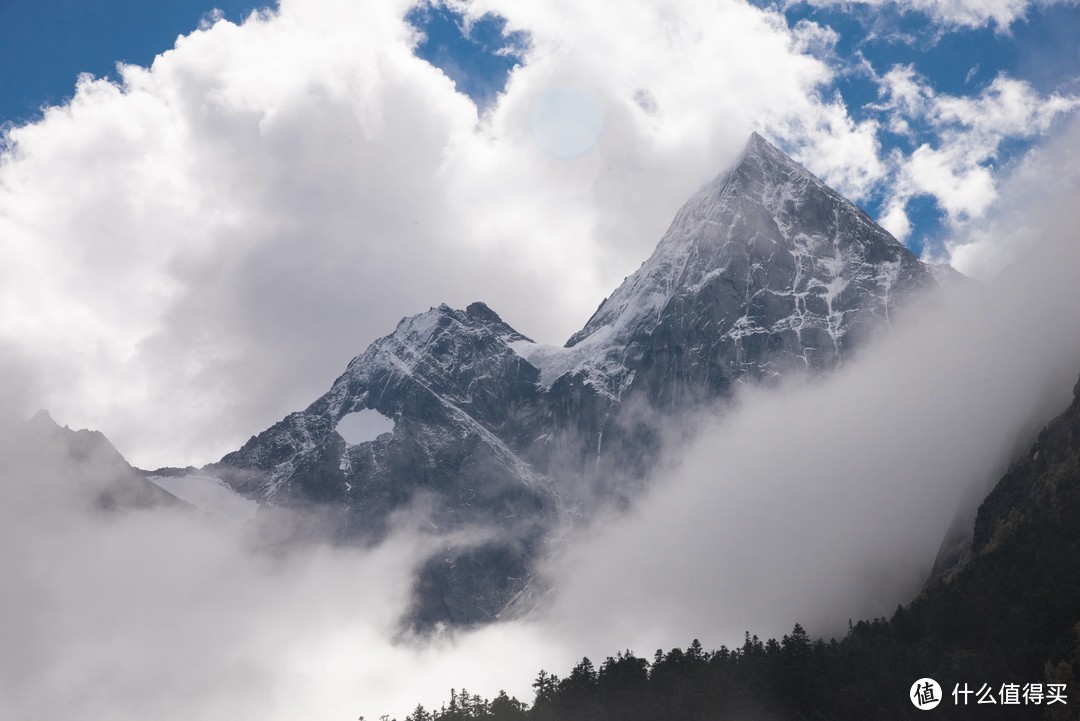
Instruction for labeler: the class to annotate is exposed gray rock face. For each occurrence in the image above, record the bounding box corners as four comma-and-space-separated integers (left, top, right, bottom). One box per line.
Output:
927, 371, 1080, 588
560, 132, 935, 403
212, 133, 952, 628
218, 302, 548, 518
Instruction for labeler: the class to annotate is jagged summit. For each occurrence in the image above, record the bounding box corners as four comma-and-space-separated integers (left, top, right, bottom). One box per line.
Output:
28, 408, 60, 429
377, 302, 530, 355
464, 300, 508, 324
23, 410, 127, 467
732, 131, 884, 230
218, 299, 546, 505
737, 131, 819, 187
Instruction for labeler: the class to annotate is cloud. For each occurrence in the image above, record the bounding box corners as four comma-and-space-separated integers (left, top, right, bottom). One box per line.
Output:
791, 17, 842, 56
945, 114, 1080, 277
868, 66, 1078, 244
798, 0, 1067, 30
782, 99, 885, 201
934, 74, 1080, 137
875, 64, 933, 122
0, 424, 571, 720
0, 0, 883, 468
903, 143, 997, 220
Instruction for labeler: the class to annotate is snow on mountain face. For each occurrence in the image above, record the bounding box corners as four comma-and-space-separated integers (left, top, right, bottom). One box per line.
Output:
213, 134, 955, 628
217, 302, 547, 504
561, 132, 936, 406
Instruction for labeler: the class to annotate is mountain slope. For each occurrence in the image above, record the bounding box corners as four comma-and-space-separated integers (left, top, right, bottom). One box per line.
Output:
398, 364, 1080, 721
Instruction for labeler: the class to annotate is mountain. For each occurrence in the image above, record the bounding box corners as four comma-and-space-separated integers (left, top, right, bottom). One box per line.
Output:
215, 302, 555, 625
8, 410, 182, 511
211, 133, 955, 628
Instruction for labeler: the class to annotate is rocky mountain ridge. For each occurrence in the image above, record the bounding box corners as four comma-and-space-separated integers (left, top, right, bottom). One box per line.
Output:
208, 132, 956, 627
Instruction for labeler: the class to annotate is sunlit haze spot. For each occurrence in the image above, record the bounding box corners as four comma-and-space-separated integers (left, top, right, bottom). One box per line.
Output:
530, 85, 605, 158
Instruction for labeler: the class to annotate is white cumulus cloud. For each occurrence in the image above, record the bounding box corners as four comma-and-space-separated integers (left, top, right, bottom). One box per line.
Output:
869, 66, 1078, 246
798, 0, 1067, 29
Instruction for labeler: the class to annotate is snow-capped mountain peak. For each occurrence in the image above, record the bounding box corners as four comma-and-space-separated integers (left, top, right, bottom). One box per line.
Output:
212, 133, 953, 628
560, 132, 936, 406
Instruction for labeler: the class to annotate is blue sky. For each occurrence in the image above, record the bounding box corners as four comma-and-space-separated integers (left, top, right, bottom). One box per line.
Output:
0, 0, 264, 126
774, 1, 1080, 254
0, 0, 518, 124
403, 0, 1080, 256
2, 1, 1077, 255
405, 2, 526, 109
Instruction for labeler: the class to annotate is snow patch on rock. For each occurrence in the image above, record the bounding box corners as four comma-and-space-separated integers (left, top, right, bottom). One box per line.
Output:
148, 473, 258, 521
